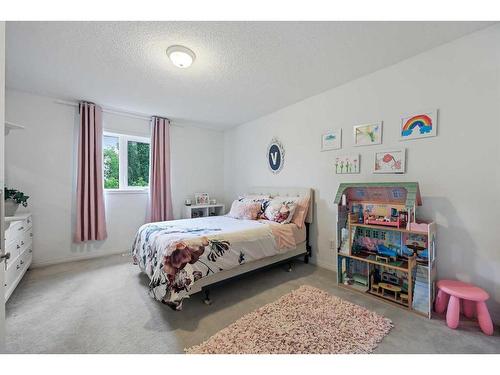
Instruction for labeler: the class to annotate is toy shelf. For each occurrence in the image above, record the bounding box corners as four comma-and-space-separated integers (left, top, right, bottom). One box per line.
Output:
368, 290, 409, 307
350, 222, 428, 236
334, 182, 437, 318
338, 283, 411, 310
338, 252, 412, 273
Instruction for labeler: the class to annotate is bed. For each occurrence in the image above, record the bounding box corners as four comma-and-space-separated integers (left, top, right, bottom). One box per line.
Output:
132, 187, 313, 310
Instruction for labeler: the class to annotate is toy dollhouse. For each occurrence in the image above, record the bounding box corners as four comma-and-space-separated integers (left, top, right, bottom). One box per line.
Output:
334, 182, 437, 318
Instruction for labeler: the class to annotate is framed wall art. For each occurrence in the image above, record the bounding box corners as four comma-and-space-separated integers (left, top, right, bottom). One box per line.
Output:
400, 109, 438, 140
195, 193, 210, 205
321, 129, 342, 151
335, 154, 360, 174
373, 149, 406, 174
267, 137, 285, 174
353, 122, 383, 146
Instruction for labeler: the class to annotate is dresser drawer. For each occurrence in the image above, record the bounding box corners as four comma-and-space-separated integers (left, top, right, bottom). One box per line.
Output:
6, 235, 31, 260
5, 215, 33, 243
5, 249, 32, 300
5, 261, 17, 290
19, 247, 32, 271
5, 257, 22, 289
6, 237, 21, 259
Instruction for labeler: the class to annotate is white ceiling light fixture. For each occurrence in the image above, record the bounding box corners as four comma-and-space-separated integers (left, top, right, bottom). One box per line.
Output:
166, 45, 196, 68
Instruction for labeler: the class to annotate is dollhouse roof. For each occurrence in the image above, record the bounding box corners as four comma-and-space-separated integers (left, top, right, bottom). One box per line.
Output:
334, 182, 422, 208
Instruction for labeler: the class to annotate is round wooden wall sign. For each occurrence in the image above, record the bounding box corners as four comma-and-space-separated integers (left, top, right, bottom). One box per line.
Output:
267, 138, 285, 174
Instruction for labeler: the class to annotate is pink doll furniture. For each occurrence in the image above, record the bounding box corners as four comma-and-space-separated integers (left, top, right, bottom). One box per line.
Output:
435, 280, 494, 335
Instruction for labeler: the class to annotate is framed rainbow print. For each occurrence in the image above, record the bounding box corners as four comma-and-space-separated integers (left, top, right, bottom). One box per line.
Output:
400, 109, 438, 140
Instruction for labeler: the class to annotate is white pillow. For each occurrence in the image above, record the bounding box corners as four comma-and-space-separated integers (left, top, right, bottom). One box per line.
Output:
227, 200, 262, 220
238, 195, 271, 218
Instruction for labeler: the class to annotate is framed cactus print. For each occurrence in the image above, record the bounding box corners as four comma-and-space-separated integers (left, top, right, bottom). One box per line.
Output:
335, 154, 360, 174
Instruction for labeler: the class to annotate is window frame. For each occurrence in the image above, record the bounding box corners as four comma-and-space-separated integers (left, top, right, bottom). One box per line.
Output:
103, 130, 151, 193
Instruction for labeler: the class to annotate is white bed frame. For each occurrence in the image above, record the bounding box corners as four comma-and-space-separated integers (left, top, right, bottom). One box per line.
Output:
188, 187, 314, 303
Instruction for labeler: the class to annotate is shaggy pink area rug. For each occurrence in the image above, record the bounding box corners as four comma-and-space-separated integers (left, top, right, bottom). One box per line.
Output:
186, 285, 393, 354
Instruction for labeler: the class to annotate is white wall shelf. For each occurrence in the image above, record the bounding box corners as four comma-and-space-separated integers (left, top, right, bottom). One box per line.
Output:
5, 121, 25, 136
183, 204, 225, 219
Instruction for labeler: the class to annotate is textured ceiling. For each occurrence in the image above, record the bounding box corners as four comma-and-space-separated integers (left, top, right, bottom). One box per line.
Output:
6, 21, 494, 129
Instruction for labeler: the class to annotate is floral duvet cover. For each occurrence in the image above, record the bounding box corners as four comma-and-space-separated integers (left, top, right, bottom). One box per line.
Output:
132, 216, 285, 310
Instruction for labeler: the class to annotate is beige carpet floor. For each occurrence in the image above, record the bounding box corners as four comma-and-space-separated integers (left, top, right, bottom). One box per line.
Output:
5, 254, 499, 353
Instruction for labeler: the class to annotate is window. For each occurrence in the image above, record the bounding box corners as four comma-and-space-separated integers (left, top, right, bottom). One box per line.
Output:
103, 131, 150, 191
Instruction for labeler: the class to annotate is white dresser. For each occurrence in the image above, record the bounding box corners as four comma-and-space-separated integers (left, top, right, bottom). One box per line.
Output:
4, 213, 33, 301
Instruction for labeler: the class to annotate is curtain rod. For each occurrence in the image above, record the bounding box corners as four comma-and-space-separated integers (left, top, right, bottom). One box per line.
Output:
54, 99, 224, 132
55, 99, 172, 124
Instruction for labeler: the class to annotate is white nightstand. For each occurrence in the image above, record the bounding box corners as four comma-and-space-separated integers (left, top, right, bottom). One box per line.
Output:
183, 204, 226, 219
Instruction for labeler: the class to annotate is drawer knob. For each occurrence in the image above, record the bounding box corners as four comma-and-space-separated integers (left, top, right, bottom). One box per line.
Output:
18, 226, 24, 231
30, 233, 33, 237
29, 249, 32, 253
16, 264, 20, 270
21, 241, 24, 246
16, 244, 20, 249
20, 260, 24, 265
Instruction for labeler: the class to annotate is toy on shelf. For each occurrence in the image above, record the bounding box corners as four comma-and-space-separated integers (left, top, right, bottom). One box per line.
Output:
363, 204, 408, 228
375, 244, 398, 263
340, 256, 369, 292
402, 233, 429, 263
369, 266, 410, 306
334, 182, 437, 318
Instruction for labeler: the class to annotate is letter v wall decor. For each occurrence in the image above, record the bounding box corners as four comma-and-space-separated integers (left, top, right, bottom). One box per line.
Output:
267, 137, 285, 174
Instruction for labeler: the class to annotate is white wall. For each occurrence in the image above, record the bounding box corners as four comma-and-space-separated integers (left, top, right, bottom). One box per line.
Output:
224, 25, 500, 322
0, 21, 6, 352
5, 89, 224, 266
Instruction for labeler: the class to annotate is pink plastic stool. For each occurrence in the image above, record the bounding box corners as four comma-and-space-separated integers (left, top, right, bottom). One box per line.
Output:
435, 280, 494, 335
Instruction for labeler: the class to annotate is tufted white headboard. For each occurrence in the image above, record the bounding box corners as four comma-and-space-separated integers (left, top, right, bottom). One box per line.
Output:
246, 187, 314, 224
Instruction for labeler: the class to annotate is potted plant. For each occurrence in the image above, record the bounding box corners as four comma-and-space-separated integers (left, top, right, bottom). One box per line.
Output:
4, 187, 29, 217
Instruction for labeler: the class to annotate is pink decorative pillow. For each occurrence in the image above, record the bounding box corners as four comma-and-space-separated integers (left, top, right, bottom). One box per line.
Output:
263, 199, 297, 224
227, 200, 261, 220
272, 196, 310, 228
292, 196, 310, 228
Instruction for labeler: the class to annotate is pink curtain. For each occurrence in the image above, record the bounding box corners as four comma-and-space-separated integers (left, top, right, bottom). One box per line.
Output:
74, 102, 107, 242
149, 116, 174, 222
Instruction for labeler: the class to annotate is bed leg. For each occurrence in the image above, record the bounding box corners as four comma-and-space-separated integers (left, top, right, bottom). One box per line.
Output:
287, 262, 293, 272
305, 222, 312, 264
203, 289, 212, 305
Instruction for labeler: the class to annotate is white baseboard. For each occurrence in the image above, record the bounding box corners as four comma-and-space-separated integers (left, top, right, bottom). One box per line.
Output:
30, 249, 128, 268
311, 257, 336, 272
